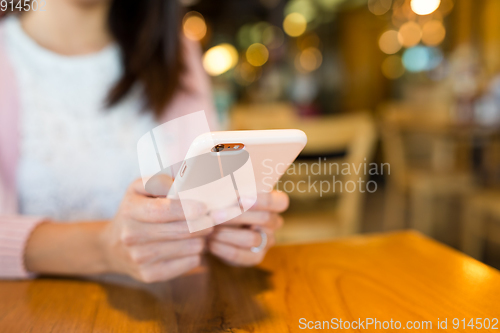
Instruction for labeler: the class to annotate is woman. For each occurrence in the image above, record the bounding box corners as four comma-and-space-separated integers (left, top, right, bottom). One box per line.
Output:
0, 0, 287, 282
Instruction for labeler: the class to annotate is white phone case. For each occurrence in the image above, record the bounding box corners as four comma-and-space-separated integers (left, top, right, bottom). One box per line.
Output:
169, 129, 307, 200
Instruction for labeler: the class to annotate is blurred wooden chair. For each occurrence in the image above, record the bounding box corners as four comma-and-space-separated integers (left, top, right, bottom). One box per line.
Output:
230, 103, 377, 243
231, 102, 300, 129
462, 190, 500, 259
462, 133, 500, 260
379, 102, 475, 238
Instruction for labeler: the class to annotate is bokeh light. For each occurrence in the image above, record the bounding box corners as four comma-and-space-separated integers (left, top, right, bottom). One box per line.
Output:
285, 0, 317, 22
237, 24, 252, 49
250, 22, 271, 45
402, 46, 443, 72
368, 0, 393, 16
379, 30, 402, 54
422, 20, 446, 46
235, 62, 259, 85
283, 13, 307, 37
182, 11, 207, 41
203, 43, 238, 76
297, 33, 320, 50
262, 25, 285, 49
316, 0, 345, 11
391, 6, 408, 28
410, 0, 441, 15
246, 43, 269, 67
297, 47, 323, 72
382, 55, 405, 79
439, 0, 454, 16
398, 21, 422, 47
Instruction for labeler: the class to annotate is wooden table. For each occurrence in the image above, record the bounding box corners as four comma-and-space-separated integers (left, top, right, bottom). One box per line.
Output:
0, 231, 499, 332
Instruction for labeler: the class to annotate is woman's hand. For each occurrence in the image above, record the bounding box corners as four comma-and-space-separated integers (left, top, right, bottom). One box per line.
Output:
207, 191, 288, 266
24, 179, 284, 279
100, 177, 211, 283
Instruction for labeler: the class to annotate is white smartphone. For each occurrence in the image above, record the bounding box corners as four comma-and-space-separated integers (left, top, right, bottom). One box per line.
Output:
168, 129, 307, 205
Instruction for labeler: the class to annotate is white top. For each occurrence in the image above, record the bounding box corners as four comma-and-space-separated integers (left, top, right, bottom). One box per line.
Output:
4, 15, 158, 221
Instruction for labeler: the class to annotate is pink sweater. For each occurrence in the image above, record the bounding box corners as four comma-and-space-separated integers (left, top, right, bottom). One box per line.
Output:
0, 22, 216, 278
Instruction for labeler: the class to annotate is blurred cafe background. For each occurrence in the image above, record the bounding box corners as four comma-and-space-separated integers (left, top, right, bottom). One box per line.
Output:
184, 0, 500, 268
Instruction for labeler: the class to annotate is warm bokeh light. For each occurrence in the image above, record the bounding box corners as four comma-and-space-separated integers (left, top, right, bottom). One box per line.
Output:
297, 33, 320, 50
391, 2, 416, 27
297, 47, 323, 72
182, 11, 207, 41
398, 21, 422, 47
410, 0, 441, 15
379, 30, 402, 54
416, 11, 441, 26
422, 20, 446, 46
382, 55, 405, 79
235, 62, 259, 85
439, 0, 454, 16
368, 0, 393, 16
246, 43, 269, 67
283, 13, 307, 37
203, 43, 239, 76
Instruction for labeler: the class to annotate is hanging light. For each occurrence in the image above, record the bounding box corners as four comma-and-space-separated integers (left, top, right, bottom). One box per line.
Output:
410, 0, 441, 15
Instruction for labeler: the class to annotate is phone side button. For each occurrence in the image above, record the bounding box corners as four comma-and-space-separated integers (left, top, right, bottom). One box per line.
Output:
180, 163, 187, 177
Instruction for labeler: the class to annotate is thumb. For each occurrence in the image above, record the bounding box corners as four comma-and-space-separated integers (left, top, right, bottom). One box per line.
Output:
134, 174, 174, 197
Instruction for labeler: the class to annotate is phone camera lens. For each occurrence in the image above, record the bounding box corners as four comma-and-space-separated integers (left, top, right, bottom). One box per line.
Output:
212, 144, 225, 152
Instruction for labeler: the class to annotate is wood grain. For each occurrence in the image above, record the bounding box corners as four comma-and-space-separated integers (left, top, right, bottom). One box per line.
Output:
0, 231, 499, 332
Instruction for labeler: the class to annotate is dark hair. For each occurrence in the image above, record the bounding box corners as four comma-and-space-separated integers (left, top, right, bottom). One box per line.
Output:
107, 0, 185, 118
1, 0, 185, 119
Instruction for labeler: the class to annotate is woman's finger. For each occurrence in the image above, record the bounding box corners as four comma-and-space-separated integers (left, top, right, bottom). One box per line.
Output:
210, 207, 267, 225
209, 241, 266, 267
241, 191, 289, 213
123, 194, 206, 223
134, 255, 201, 283
121, 220, 213, 245
211, 210, 283, 229
210, 226, 276, 249
129, 238, 206, 265
209, 227, 262, 249
129, 176, 173, 197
